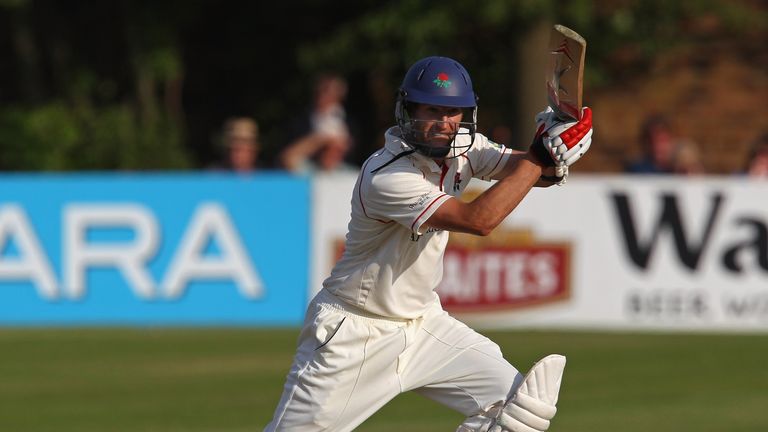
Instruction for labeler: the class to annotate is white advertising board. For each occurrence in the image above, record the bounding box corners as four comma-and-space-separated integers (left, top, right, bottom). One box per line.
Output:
312, 173, 768, 332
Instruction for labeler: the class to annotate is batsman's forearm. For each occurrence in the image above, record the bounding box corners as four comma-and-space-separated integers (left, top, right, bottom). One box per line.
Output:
423, 154, 542, 236
465, 155, 541, 234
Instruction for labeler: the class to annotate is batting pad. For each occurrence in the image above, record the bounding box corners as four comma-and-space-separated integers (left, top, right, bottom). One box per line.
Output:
495, 354, 566, 432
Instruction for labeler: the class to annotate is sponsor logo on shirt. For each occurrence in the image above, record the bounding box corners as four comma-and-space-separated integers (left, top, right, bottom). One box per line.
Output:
408, 192, 433, 210
453, 172, 462, 191
410, 226, 443, 241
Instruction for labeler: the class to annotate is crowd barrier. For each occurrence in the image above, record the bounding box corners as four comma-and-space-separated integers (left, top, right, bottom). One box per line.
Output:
2, 172, 766, 331
0, 173, 309, 325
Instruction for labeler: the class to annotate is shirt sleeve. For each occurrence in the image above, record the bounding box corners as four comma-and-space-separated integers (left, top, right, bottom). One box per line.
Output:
468, 133, 513, 180
363, 167, 451, 235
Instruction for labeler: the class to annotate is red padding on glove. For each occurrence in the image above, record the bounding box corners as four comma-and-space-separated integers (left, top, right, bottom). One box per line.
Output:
560, 107, 592, 149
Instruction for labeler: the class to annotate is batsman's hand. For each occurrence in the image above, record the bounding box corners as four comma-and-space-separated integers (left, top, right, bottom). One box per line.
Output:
534, 165, 568, 187
542, 106, 593, 167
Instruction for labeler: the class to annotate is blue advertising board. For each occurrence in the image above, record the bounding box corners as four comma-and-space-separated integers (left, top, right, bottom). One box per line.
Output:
0, 173, 309, 326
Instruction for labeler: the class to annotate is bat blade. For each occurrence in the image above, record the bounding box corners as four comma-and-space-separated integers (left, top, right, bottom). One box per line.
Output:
546, 24, 586, 121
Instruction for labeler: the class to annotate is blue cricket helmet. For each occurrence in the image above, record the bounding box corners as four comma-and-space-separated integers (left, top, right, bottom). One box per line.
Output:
395, 56, 478, 158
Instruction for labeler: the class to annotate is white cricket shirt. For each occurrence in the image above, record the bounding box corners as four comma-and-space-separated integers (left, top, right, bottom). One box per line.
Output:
322, 127, 512, 319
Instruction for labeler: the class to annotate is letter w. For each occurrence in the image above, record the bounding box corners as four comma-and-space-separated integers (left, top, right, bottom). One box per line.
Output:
611, 193, 724, 271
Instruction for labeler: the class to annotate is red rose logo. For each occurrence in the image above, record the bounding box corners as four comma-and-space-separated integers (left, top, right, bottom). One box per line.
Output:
433, 73, 452, 88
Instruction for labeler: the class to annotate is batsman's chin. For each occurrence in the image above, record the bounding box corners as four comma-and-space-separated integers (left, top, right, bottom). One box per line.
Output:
427, 136, 452, 148
429, 145, 453, 159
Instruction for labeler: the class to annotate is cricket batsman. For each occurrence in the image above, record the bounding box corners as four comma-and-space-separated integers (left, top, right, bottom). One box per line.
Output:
265, 56, 593, 431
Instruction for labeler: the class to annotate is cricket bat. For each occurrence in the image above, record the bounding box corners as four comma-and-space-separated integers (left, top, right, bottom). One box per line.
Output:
546, 24, 586, 122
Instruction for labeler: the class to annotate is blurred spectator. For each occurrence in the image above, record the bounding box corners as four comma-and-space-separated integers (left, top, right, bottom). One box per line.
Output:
740, 131, 768, 178
625, 114, 681, 174
671, 140, 706, 175
279, 73, 357, 174
211, 117, 262, 172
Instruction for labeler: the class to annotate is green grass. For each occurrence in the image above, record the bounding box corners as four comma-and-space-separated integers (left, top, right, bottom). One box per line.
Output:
0, 329, 766, 431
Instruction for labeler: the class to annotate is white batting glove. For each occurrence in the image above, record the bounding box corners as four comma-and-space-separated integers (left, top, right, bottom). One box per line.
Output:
535, 106, 556, 130
530, 107, 573, 185
542, 107, 593, 167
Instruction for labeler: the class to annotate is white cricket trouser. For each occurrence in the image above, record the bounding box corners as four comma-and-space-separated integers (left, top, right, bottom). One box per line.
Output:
264, 289, 522, 431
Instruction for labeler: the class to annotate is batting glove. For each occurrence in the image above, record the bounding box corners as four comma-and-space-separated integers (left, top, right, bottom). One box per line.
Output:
542, 107, 592, 167
529, 108, 566, 185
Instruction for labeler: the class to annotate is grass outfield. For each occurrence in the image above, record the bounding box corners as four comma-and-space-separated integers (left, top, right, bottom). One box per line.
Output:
0, 329, 766, 431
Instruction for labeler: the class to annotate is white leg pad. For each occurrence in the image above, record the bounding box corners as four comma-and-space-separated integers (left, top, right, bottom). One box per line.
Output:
494, 354, 566, 432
